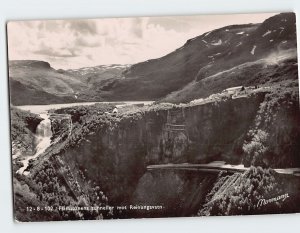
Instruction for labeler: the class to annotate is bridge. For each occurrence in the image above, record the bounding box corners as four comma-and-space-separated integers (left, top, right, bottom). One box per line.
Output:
147, 161, 300, 177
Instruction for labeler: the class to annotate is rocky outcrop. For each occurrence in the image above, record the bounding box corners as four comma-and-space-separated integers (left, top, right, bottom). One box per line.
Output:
54, 86, 299, 216
19, 87, 299, 219
60, 93, 267, 205
131, 170, 217, 218
10, 108, 42, 159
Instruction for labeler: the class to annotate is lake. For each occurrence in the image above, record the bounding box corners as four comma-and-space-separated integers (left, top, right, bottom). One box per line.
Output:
16, 101, 154, 114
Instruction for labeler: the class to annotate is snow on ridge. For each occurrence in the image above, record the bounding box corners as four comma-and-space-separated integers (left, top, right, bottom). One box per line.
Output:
236, 31, 245, 35
236, 42, 242, 47
251, 45, 257, 55
211, 39, 222, 46
202, 39, 208, 44
203, 31, 212, 38
208, 53, 222, 59
262, 30, 272, 37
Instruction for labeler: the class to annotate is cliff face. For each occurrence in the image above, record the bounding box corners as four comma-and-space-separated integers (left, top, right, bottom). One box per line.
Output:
15, 86, 299, 220
131, 170, 218, 218
55, 85, 299, 217
10, 107, 42, 158
60, 93, 266, 204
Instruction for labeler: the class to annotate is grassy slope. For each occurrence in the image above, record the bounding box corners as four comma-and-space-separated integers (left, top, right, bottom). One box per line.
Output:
198, 167, 300, 216
99, 13, 297, 101
9, 62, 128, 105
162, 50, 298, 103
8, 13, 297, 105
9, 60, 88, 96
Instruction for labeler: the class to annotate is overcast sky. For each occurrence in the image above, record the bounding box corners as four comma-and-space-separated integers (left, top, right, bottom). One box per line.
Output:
7, 13, 277, 69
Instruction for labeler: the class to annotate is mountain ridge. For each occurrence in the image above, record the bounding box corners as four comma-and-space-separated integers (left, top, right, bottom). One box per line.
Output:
8, 12, 297, 105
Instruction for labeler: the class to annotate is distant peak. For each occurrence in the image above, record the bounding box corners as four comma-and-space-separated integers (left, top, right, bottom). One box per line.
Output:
9, 60, 52, 69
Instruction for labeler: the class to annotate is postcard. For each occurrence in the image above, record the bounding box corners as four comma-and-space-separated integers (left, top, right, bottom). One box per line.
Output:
7, 12, 300, 222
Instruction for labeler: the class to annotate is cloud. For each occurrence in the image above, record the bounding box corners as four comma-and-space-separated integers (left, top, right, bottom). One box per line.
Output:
148, 17, 191, 32
7, 13, 278, 69
67, 20, 98, 35
34, 46, 79, 58
74, 37, 101, 48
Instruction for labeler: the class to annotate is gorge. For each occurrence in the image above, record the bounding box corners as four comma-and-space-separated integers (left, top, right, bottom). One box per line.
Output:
9, 12, 300, 221
11, 81, 300, 221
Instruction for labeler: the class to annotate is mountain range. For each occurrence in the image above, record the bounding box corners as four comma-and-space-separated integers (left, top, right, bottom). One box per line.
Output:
8, 12, 298, 105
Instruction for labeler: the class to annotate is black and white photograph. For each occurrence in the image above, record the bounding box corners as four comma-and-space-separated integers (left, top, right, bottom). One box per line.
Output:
7, 12, 300, 222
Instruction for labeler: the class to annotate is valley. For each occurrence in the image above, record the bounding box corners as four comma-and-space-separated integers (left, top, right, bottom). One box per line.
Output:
11, 80, 300, 220
9, 13, 297, 105
8, 12, 300, 221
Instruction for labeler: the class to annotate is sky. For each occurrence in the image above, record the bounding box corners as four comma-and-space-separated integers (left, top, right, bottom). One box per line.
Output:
7, 13, 277, 69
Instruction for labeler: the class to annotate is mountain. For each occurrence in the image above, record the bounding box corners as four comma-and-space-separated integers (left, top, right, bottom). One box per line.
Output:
8, 61, 128, 105
10, 12, 300, 221
8, 12, 298, 105
107, 12, 297, 102
160, 12, 298, 102
64, 64, 129, 101
9, 60, 86, 105
162, 49, 298, 103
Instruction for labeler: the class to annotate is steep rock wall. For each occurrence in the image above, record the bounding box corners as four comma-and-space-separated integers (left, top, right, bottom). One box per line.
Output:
60, 93, 266, 204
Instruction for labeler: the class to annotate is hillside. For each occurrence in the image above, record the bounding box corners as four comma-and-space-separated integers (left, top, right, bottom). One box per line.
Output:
162, 49, 298, 103
8, 13, 297, 105
102, 12, 297, 101
8, 61, 128, 105
13, 81, 299, 220
10, 12, 300, 221
65, 64, 129, 101
10, 107, 42, 159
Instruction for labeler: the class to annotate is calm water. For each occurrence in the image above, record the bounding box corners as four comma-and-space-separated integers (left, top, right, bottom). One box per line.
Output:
16, 101, 154, 114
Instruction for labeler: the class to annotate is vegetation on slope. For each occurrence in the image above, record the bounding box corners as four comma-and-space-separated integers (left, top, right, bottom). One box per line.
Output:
242, 81, 300, 167
14, 156, 112, 221
8, 13, 297, 104
162, 51, 298, 103
103, 13, 296, 101
12, 83, 300, 220
198, 167, 300, 216
10, 107, 42, 157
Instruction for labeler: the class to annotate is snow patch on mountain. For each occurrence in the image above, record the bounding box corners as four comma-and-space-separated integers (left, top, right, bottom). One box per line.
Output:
203, 31, 212, 38
236, 42, 242, 47
262, 30, 272, 37
211, 39, 222, 46
251, 45, 257, 55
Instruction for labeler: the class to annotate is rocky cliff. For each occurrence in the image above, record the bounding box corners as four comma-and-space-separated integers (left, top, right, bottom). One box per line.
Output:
57, 86, 299, 210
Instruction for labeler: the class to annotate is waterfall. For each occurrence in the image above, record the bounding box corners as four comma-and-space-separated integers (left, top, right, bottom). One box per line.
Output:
16, 113, 52, 175
34, 113, 52, 156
